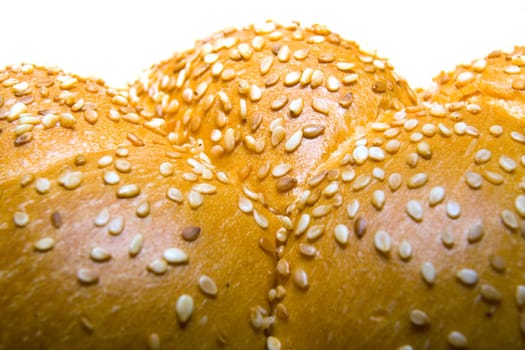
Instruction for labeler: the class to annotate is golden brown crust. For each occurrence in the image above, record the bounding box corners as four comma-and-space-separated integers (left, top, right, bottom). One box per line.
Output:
1, 21, 524, 350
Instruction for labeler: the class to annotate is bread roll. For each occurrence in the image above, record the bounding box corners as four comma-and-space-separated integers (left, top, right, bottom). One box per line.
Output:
1, 21, 524, 349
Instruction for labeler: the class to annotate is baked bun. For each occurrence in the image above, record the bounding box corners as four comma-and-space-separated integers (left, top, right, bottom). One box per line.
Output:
1, 21, 524, 350
130, 21, 417, 212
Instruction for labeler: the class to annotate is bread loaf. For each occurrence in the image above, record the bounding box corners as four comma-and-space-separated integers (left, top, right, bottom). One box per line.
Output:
0, 20, 524, 349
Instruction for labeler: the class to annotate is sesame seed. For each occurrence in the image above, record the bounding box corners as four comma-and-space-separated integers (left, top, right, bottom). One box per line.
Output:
474, 149, 491, 164
13, 211, 30, 227
398, 346, 413, 350
446, 200, 461, 219
94, 208, 110, 227
512, 79, 525, 90
108, 216, 125, 235
456, 268, 478, 285
176, 294, 194, 324
421, 123, 437, 137
407, 173, 428, 189
59, 113, 76, 128
490, 255, 506, 273
326, 75, 340, 92
77, 268, 99, 284
448, 331, 467, 348
103, 171, 120, 185
504, 65, 520, 74
467, 222, 484, 243
416, 142, 432, 159
312, 98, 329, 115
334, 224, 350, 245
294, 48, 309, 60
299, 243, 317, 257
483, 170, 504, 185
341, 168, 356, 182
288, 98, 304, 117
406, 200, 423, 222
336, 62, 355, 71
284, 130, 303, 152
295, 213, 311, 237
398, 240, 413, 260
8, 102, 27, 120
129, 234, 144, 257
253, 209, 269, 229
410, 309, 430, 327
167, 187, 184, 203
354, 217, 367, 238
515, 195, 525, 218
276, 176, 297, 192
404, 119, 419, 131
489, 125, 503, 137
266, 336, 282, 350
374, 230, 391, 254
511, 131, 525, 144
480, 283, 502, 303
148, 258, 168, 275
353, 145, 369, 165
193, 183, 216, 195
60, 171, 83, 190
516, 285, 525, 307
181, 226, 201, 242
198, 275, 218, 297
50, 211, 62, 228
90, 247, 111, 262
501, 209, 519, 231
98, 155, 113, 168
293, 268, 309, 289
352, 174, 372, 191
421, 261, 436, 285
441, 229, 455, 248
312, 204, 332, 218
372, 190, 386, 210
238, 196, 254, 214
385, 140, 400, 154
42, 114, 59, 128
306, 224, 324, 241
346, 199, 360, 219
429, 186, 445, 206
117, 184, 141, 198
272, 164, 291, 178
34, 237, 55, 252
147, 333, 160, 350
35, 178, 51, 194
284, 71, 301, 86
499, 155, 517, 173
369, 147, 385, 161
387, 173, 402, 192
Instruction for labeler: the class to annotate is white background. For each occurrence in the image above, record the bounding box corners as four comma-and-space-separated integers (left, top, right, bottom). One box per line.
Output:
1, 0, 524, 89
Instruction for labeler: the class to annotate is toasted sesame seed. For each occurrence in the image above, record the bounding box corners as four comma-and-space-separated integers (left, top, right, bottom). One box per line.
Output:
293, 268, 309, 289
108, 216, 124, 235
180, 226, 200, 242
489, 255, 506, 273
374, 230, 391, 254
516, 285, 525, 307
456, 268, 478, 285
467, 222, 484, 243
398, 240, 413, 260
429, 186, 445, 206
421, 261, 436, 285
306, 224, 325, 241
448, 331, 467, 348
446, 201, 461, 219
354, 217, 367, 238
480, 284, 502, 303
410, 309, 430, 327
276, 176, 297, 192
77, 268, 98, 284
176, 294, 194, 324
13, 211, 30, 227
499, 155, 517, 173
147, 333, 160, 350
34, 237, 55, 252
406, 200, 423, 222
501, 210, 519, 231
253, 209, 269, 229
407, 173, 428, 189
90, 247, 111, 262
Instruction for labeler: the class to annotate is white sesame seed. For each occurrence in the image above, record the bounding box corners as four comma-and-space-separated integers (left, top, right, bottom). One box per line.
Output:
406, 200, 423, 222
448, 331, 467, 348
34, 237, 55, 252
421, 261, 436, 285
347, 199, 360, 219
374, 230, 391, 254
77, 268, 98, 284
284, 71, 301, 86
421, 123, 437, 137
456, 268, 478, 285
306, 224, 324, 241
410, 309, 430, 326
8, 102, 27, 121
352, 174, 372, 191
165, 188, 184, 204
148, 258, 168, 275
515, 195, 525, 218
293, 268, 309, 289
504, 65, 521, 74
404, 119, 419, 131
272, 164, 292, 178
368, 147, 385, 161
398, 239, 412, 260
193, 183, 217, 194
326, 75, 340, 92
103, 171, 120, 185
311, 98, 329, 115
499, 155, 517, 173
129, 234, 144, 257
398, 346, 413, 350
372, 190, 386, 210
176, 294, 194, 323
108, 216, 125, 235
353, 145, 369, 165
238, 196, 253, 214
480, 283, 502, 303
446, 200, 461, 219
334, 224, 350, 245
501, 209, 519, 230
253, 209, 269, 229
483, 170, 504, 185
199, 275, 218, 296
94, 208, 110, 227
295, 214, 311, 236
467, 222, 484, 243
516, 285, 525, 307
489, 125, 503, 137
455, 71, 474, 86
117, 184, 141, 198
35, 178, 51, 194
284, 130, 303, 152
474, 149, 491, 164
266, 336, 282, 350
90, 247, 111, 262
277, 45, 290, 62
312, 204, 332, 218
42, 114, 59, 128
388, 173, 402, 191
163, 247, 188, 264
407, 173, 428, 189
441, 229, 455, 248
159, 162, 174, 177
429, 186, 445, 206
13, 211, 29, 227
341, 168, 356, 182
